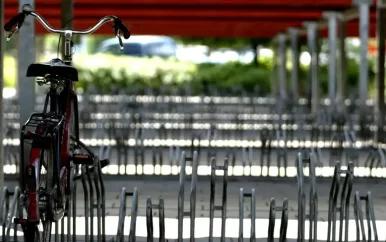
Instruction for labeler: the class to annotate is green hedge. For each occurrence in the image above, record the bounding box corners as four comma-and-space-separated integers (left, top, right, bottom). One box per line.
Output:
72, 53, 272, 95
3, 53, 374, 96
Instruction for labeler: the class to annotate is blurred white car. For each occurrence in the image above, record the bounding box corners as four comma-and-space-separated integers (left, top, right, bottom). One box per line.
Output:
96, 35, 177, 58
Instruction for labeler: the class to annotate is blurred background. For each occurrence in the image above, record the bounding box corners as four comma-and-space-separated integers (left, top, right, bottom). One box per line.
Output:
2, 34, 378, 98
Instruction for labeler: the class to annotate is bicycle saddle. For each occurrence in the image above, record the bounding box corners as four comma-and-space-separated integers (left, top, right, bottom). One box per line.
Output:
26, 58, 78, 81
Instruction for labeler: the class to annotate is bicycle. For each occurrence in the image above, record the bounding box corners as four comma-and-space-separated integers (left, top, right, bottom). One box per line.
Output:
4, 4, 130, 242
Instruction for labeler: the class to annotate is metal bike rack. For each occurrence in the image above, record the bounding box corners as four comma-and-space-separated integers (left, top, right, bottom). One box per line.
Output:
364, 147, 386, 172
260, 127, 272, 176
311, 147, 324, 167
146, 196, 165, 242
297, 152, 318, 242
134, 128, 145, 175
238, 188, 256, 242
327, 161, 354, 242
152, 148, 164, 174
0, 187, 14, 242
276, 128, 288, 177
207, 125, 217, 166
4, 186, 21, 242
169, 145, 180, 168
158, 124, 167, 140
227, 150, 237, 172
177, 151, 198, 242
116, 187, 138, 242
98, 124, 112, 162
343, 129, 359, 167
73, 156, 106, 242
241, 146, 253, 174
353, 191, 378, 242
115, 125, 130, 175
93, 156, 107, 242
209, 157, 228, 242
191, 134, 201, 159
268, 198, 288, 242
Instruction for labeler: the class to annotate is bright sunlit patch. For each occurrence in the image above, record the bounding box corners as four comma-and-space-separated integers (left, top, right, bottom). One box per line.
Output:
154, 165, 161, 175
215, 170, 224, 176
233, 166, 243, 176
172, 165, 179, 175
107, 165, 119, 175
251, 166, 260, 176
243, 166, 251, 176
143, 165, 153, 175
269, 167, 278, 177
119, 165, 126, 175
4, 165, 16, 174
278, 167, 285, 177
185, 166, 192, 175
161, 165, 171, 175
127, 165, 136, 175
286, 167, 297, 177
197, 166, 210, 176
136, 165, 143, 175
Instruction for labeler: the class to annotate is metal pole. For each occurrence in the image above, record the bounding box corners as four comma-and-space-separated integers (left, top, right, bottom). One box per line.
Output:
277, 34, 287, 99
375, 0, 386, 143
288, 28, 300, 101
304, 22, 320, 116
337, 19, 347, 108
18, 0, 36, 130
323, 12, 342, 108
355, 0, 372, 117
0, 0, 4, 190
271, 45, 278, 97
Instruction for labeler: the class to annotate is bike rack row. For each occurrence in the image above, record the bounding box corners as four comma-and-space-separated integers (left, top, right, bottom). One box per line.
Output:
0, 186, 21, 242
0, 148, 383, 241
4, 124, 385, 178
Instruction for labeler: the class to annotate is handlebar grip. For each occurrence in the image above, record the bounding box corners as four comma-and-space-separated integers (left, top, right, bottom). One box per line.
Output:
114, 18, 130, 39
119, 22, 131, 39
4, 12, 26, 31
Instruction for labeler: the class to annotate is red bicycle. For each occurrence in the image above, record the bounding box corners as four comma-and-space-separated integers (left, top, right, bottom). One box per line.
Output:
4, 4, 130, 242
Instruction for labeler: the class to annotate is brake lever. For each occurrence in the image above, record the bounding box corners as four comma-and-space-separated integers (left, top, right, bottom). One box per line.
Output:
116, 31, 123, 51
113, 23, 124, 51
6, 26, 19, 41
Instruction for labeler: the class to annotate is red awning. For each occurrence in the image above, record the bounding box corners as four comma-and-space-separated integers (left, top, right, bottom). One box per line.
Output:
3, 0, 377, 37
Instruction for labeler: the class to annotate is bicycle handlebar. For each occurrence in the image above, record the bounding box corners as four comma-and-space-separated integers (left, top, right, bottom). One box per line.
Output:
4, 4, 130, 43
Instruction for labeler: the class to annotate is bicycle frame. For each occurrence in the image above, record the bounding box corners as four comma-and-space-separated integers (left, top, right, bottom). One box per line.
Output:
19, 32, 80, 222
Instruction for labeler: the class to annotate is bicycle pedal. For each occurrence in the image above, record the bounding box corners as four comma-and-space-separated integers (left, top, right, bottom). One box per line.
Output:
72, 154, 94, 165
100, 159, 110, 168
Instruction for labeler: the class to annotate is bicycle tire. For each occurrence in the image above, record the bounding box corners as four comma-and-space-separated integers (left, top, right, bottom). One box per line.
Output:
22, 129, 65, 241
44, 138, 65, 222
24, 224, 39, 242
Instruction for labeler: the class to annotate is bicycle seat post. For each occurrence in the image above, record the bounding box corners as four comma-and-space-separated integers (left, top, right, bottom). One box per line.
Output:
63, 30, 73, 65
